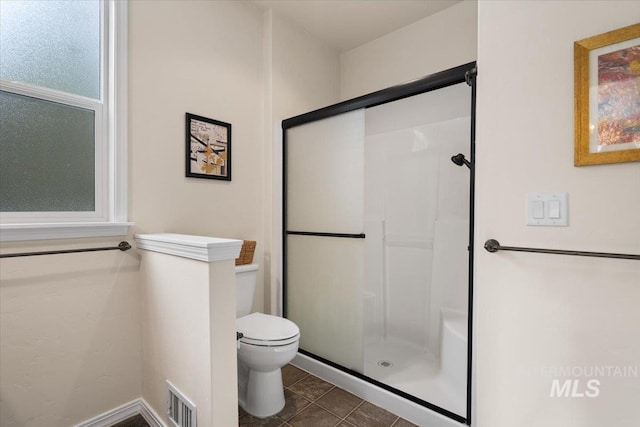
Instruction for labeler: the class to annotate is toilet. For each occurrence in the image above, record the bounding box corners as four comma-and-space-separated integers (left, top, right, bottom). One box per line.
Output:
236, 264, 300, 418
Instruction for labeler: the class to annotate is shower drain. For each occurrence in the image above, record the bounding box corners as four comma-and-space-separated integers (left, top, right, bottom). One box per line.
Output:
377, 360, 394, 368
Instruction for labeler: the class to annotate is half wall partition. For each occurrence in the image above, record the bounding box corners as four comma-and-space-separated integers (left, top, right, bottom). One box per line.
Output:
283, 63, 476, 424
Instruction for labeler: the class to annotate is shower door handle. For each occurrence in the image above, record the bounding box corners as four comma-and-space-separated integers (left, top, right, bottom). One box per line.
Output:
286, 231, 365, 239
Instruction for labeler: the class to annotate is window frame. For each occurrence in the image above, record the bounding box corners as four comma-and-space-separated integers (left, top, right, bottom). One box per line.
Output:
0, 0, 130, 241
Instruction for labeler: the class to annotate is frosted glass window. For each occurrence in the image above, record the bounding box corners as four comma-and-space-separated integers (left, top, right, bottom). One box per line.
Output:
0, 0, 101, 99
0, 91, 95, 212
286, 109, 365, 233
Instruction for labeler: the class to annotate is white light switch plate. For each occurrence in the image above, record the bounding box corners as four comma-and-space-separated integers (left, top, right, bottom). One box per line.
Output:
526, 193, 568, 226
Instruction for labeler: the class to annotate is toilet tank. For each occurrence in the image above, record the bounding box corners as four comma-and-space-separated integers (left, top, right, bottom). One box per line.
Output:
236, 263, 259, 317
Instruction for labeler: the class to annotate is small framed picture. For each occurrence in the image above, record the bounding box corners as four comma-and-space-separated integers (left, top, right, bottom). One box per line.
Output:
186, 113, 231, 180
574, 23, 640, 166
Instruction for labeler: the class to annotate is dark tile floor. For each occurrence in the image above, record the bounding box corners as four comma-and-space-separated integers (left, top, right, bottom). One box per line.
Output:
112, 414, 150, 427
112, 365, 417, 427
239, 364, 418, 427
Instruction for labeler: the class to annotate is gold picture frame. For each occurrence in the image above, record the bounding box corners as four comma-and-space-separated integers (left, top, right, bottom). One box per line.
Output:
574, 23, 640, 166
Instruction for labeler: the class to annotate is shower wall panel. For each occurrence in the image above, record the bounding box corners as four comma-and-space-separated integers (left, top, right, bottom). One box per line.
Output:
427, 116, 470, 355
364, 83, 470, 357
365, 128, 438, 349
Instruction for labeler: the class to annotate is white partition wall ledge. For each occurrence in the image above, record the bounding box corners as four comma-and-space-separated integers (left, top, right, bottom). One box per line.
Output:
135, 233, 242, 427
135, 233, 242, 262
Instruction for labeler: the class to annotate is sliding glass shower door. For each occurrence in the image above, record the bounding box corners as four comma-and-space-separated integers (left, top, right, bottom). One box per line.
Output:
285, 109, 366, 372
363, 83, 470, 418
284, 63, 475, 424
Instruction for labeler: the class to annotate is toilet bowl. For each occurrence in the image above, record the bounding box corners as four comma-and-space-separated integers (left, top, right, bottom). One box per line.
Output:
236, 264, 300, 418
236, 312, 299, 417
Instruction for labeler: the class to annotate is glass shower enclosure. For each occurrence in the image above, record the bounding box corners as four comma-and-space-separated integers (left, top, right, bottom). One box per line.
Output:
283, 63, 476, 424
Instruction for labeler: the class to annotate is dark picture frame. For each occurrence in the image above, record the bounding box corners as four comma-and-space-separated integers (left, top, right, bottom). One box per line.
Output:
186, 113, 232, 180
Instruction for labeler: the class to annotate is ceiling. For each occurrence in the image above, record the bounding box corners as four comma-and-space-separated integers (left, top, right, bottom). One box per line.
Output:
251, 0, 462, 52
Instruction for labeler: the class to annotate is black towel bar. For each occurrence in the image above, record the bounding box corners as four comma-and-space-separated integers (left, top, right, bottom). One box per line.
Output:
286, 231, 365, 239
484, 239, 640, 261
0, 241, 132, 259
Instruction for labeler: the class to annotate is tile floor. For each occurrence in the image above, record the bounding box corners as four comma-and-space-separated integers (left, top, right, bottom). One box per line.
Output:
239, 364, 418, 427
112, 414, 150, 427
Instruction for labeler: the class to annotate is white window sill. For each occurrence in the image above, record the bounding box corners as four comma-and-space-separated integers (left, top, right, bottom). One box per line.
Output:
0, 222, 133, 242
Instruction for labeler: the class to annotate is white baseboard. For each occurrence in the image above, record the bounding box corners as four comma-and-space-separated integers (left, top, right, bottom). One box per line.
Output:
74, 398, 166, 427
139, 398, 166, 427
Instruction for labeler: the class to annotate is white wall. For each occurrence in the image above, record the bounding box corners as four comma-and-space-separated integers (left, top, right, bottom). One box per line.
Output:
0, 238, 141, 427
129, 0, 343, 422
263, 11, 340, 314
339, 0, 477, 100
475, 2, 640, 426
140, 252, 213, 426
129, 0, 265, 309
129, 1, 340, 320
139, 250, 238, 427
0, 2, 341, 425
128, 1, 265, 423
11, 1, 638, 426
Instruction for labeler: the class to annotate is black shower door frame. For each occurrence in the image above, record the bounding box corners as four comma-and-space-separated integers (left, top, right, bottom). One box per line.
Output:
282, 62, 477, 425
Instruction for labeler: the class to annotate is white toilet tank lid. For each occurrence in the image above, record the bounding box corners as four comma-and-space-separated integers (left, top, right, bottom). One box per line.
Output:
235, 263, 258, 273
237, 312, 299, 342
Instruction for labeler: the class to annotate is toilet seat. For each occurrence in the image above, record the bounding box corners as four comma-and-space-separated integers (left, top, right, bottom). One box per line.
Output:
237, 312, 300, 347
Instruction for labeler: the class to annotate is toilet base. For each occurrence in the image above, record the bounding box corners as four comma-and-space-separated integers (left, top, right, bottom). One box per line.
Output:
236, 326, 299, 419
239, 368, 285, 418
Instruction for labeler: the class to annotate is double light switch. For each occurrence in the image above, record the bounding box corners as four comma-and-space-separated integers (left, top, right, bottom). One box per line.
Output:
527, 193, 568, 226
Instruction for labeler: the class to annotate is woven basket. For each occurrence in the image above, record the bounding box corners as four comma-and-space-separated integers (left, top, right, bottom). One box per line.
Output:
235, 240, 256, 265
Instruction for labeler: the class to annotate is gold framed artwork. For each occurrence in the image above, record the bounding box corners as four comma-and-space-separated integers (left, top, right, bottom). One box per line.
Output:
574, 23, 640, 166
